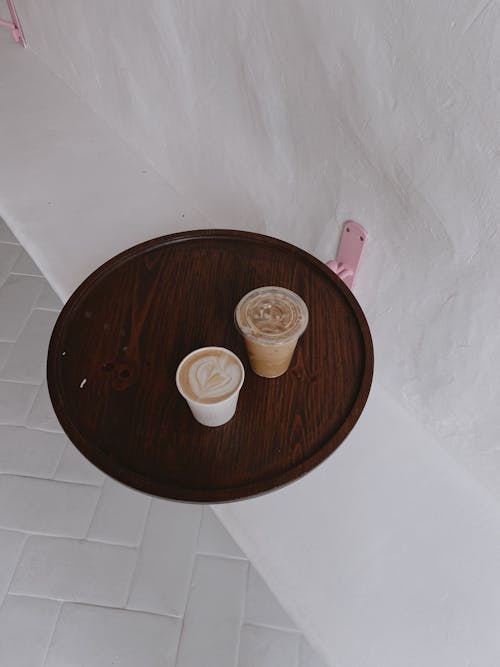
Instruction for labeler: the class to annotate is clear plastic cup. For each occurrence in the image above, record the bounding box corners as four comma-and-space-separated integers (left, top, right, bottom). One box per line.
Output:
234, 286, 309, 378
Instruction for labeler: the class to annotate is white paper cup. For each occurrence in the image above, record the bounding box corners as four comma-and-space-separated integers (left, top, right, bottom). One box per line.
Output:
175, 347, 245, 427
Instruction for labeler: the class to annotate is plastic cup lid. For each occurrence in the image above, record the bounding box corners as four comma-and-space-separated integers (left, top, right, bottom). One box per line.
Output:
234, 286, 309, 346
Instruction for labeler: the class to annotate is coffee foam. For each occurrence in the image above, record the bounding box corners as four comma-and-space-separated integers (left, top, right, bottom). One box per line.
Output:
178, 349, 242, 404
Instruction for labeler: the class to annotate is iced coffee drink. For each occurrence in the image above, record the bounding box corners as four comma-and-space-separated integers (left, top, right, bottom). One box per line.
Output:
234, 287, 308, 378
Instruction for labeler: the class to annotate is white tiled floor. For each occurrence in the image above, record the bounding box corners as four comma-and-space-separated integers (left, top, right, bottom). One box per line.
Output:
0, 218, 327, 667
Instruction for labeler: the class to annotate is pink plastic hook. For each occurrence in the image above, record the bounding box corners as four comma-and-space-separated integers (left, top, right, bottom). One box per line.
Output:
326, 221, 367, 290
0, 0, 26, 46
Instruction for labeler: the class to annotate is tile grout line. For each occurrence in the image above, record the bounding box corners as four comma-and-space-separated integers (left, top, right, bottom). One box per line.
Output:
172, 556, 197, 667
193, 505, 206, 558
50, 442, 69, 480
7, 593, 183, 618
0, 282, 47, 385
184, 506, 205, 614
0, 471, 70, 483
0, 304, 58, 386
194, 551, 250, 563
4, 536, 139, 553
22, 380, 43, 428
25, 425, 64, 435
0, 262, 19, 280
242, 619, 302, 636
0, 277, 43, 370
123, 497, 153, 608
171, 508, 206, 666
5, 590, 63, 604
11, 272, 43, 278
33, 306, 62, 313
0, 472, 105, 489
40, 601, 64, 667
173, 507, 206, 667
6, 590, 183, 618
83, 479, 108, 539
1, 532, 29, 608
0, 247, 22, 289
0, 278, 45, 353
195, 549, 249, 562
0, 378, 41, 387
84, 535, 151, 548
233, 557, 251, 667
191, 505, 205, 554
0, 527, 106, 540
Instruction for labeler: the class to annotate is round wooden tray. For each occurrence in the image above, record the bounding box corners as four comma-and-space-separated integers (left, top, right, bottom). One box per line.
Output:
47, 229, 373, 502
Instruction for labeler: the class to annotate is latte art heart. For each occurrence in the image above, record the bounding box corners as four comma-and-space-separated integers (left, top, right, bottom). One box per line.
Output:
188, 354, 240, 400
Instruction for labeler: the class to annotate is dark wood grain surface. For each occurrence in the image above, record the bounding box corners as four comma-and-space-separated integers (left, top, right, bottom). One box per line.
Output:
47, 230, 373, 502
